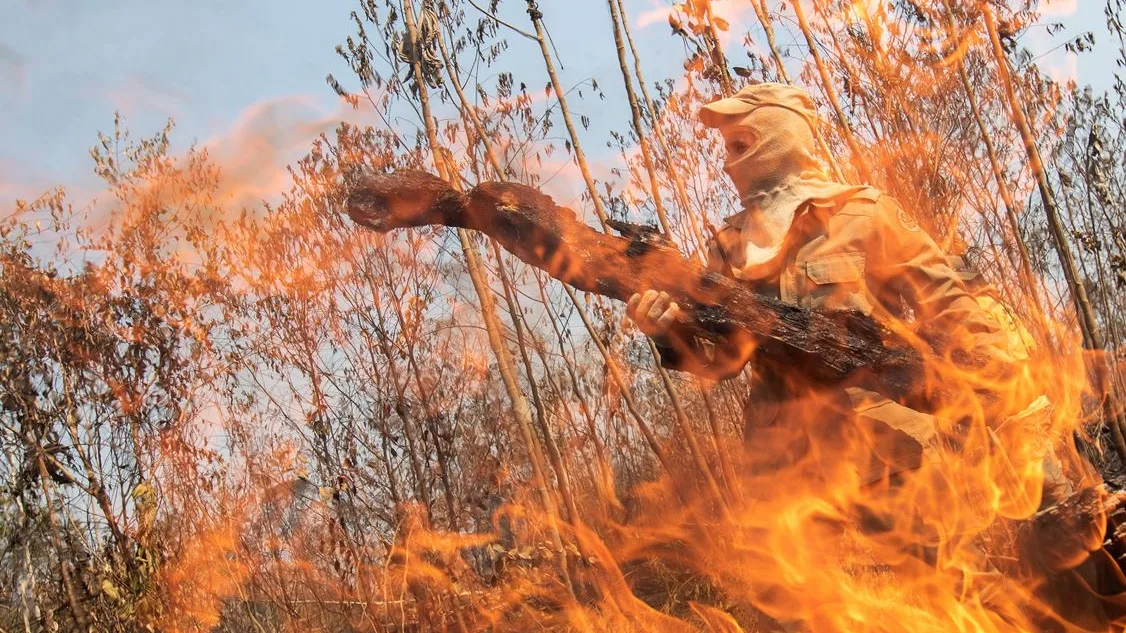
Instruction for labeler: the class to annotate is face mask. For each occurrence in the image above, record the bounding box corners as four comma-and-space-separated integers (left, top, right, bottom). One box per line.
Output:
720, 106, 820, 201
716, 106, 846, 278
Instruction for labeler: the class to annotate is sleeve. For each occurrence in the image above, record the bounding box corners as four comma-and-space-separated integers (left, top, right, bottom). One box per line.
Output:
866, 195, 1014, 368
651, 229, 755, 381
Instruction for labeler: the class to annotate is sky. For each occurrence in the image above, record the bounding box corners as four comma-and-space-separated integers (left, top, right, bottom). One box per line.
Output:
0, 0, 1114, 213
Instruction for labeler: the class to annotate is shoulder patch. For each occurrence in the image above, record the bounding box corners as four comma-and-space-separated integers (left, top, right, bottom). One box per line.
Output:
896, 207, 921, 232
874, 194, 921, 232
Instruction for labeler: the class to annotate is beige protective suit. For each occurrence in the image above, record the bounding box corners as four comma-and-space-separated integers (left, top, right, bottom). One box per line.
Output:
651, 82, 1116, 631
655, 83, 1016, 483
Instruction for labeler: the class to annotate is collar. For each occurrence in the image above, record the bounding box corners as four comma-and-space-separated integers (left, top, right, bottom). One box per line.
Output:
720, 183, 879, 227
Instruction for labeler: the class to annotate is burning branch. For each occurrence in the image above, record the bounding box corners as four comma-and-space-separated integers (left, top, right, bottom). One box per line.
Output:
346, 170, 940, 404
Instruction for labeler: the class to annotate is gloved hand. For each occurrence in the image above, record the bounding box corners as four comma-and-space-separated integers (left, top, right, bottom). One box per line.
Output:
625, 290, 683, 337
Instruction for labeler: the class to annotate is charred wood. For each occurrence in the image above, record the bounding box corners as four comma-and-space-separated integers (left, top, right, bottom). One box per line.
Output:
346, 170, 993, 410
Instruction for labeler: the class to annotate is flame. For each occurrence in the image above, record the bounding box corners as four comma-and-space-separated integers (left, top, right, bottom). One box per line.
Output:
291, 1, 1121, 628
320, 305, 1109, 632
11, 1, 1120, 631
150, 522, 249, 633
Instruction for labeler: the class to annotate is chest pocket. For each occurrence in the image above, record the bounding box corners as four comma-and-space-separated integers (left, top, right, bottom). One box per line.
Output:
804, 252, 872, 314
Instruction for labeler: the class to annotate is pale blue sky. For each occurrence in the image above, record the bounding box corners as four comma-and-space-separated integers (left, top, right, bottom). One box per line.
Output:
0, 0, 1113, 210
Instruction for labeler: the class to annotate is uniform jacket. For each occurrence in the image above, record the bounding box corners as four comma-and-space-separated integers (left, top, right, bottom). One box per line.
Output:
656, 188, 1014, 479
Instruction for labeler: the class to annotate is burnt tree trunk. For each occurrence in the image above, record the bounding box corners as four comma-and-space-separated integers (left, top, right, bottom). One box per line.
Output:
345, 170, 982, 409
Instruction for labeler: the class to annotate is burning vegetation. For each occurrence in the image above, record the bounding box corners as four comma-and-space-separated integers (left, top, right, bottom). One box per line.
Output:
6, 1, 1126, 632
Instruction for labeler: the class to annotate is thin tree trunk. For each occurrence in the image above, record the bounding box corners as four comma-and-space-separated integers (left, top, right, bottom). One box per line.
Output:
524, 0, 712, 489
380, 420, 404, 508
490, 242, 580, 523
790, 0, 873, 183
645, 338, 730, 507
700, 2, 735, 96
561, 284, 677, 474
58, 371, 131, 562
524, 0, 610, 229
937, 0, 1044, 321
605, 0, 672, 239
537, 275, 617, 500
606, 0, 730, 505
956, 62, 1044, 312
750, 0, 790, 83
701, 387, 743, 503
614, 0, 710, 255
742, 0, 845, 180
372, 284, 435, 519
33, 447, 87, 631
812, 0, 889, 147
401, 0, 570, 596
615, 0, 745, 489
430, 19, 613, 517
384, 271, 461, 528
982, 7, 1101, 350
981, 5, 1126, 459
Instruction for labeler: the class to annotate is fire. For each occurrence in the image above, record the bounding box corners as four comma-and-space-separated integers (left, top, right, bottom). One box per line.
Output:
150, 522, 248, 633
8, 1, 1125, 631
384, 310, 1105, 633
147, 109, 1113, 633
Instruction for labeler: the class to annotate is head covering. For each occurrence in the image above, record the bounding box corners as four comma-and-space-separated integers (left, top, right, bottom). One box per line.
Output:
718, 105, 820, 198
699, 83, 819, 131
699, 83, 864, 279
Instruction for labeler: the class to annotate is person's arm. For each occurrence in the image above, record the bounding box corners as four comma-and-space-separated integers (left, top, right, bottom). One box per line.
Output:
628, 233, 754, 381
867, 196, 1011, 356
865, 196, 1022, 411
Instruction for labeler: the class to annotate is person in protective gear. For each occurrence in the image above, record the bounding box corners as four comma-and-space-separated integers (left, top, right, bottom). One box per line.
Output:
626, 82, 1017, 484
626, 81, 1123, 630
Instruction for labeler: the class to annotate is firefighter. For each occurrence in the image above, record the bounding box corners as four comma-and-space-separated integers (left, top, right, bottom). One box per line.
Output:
626, 82, 1018, 484
624, 81, 1122, 628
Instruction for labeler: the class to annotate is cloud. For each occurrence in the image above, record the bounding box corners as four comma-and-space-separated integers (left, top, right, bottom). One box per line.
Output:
1037, 0, 1078, 18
